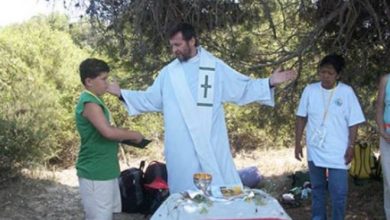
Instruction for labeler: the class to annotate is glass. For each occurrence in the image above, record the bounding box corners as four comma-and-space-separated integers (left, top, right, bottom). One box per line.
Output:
193, 172, 212, 196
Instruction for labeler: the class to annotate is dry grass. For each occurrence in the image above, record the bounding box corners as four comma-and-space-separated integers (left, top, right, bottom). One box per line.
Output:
233, 148, 308, 200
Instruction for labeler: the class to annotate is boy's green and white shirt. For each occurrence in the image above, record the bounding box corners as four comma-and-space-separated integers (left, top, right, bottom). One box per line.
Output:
75, 91, 120, 180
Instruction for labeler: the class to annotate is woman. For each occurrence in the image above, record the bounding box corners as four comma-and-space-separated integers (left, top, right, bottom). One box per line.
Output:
376, 73, 390, 220
295, 54, 365, 220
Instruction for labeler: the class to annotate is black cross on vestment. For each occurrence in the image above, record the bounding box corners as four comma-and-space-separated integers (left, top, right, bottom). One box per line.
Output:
201, 75, 212, 98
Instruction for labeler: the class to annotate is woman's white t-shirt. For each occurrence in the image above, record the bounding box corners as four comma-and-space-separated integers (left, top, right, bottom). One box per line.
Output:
296, 82, 365, 169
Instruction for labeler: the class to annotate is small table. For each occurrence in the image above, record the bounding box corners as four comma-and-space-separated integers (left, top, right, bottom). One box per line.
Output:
151, 189, 291, 220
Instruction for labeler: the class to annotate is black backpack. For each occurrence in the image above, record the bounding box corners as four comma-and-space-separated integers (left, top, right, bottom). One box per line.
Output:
144, 161, 168, 184
118, 161, 146, 213
141, 161, 170, 215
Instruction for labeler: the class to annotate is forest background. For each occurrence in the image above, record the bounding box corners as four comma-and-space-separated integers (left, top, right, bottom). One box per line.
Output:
0, 0, 389, 177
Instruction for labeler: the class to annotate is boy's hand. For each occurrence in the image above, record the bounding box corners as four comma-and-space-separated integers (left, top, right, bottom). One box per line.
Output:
121, 131, 151, 149
107, 81, 121, 97
133, 131, 144, 143
121, 138, 151, 149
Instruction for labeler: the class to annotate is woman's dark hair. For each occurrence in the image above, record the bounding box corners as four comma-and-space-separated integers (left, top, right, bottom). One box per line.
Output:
319, 54, 345, 74
79, 58, 110, 85
169, 22, 199, 46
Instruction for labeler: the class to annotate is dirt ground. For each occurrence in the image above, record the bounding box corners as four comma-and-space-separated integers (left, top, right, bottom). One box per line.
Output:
285, 178, 385, 220
0, 148, 386, 220
0, 168, 146, 220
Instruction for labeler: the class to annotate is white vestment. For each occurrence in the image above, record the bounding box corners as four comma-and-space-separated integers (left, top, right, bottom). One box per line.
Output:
121, 47, 275, 193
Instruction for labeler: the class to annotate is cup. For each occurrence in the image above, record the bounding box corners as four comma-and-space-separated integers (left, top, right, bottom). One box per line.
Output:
193, 172, 212, 196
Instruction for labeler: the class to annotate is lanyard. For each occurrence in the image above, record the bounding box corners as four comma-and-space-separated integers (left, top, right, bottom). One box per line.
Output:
83, 90, 114, 125
320, 85, 336, 126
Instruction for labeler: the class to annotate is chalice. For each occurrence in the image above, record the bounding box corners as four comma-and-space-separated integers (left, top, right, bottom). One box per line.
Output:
193, 172, 212, 196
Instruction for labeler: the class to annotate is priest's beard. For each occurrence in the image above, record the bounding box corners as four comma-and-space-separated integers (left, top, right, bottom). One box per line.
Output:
176, 44, 195, 62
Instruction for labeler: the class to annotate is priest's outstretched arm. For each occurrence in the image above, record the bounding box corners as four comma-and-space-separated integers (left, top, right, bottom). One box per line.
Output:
220, 62, 296, 106
107, 72, 164, 115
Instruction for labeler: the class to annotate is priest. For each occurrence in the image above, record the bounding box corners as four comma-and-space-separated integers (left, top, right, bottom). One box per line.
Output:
107, 23, 297, 193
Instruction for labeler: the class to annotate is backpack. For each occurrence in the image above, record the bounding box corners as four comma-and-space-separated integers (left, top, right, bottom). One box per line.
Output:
372, 155, 382, 180
290, 170, 310, 188
141, 161, 169, 215
118, 161, 146, 213
349, 143, 377, 179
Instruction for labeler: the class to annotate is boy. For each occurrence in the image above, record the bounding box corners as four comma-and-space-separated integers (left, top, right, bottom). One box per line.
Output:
75, 58, 144, 220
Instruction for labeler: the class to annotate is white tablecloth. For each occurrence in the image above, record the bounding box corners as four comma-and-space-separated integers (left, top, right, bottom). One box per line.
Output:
151, 189, 291, 220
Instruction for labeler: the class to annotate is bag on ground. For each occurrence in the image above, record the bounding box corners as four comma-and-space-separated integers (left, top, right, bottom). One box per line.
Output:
118, 161, 146, 213
349, 142, 377, 179
290, 170, 310, 188
141, 161, 169, 215
238, 166, 262, 188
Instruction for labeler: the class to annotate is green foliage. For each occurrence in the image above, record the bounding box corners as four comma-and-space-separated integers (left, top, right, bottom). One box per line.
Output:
3, 0, 384, 169
210, 1, 306, 151
0, 15, 88, 168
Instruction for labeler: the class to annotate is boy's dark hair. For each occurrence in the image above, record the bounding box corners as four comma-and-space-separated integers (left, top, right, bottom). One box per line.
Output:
169, 23, 199, 46
79, 58, 110, 85
319, 54, 345, 74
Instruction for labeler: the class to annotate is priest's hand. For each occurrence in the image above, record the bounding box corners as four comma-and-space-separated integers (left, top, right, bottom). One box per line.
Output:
107, 81, 121, 97
269, 67, 297, 86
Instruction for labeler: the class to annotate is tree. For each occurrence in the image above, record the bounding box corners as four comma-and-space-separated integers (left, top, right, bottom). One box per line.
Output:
0, 14, 89, 168
57, 0, 385, 148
